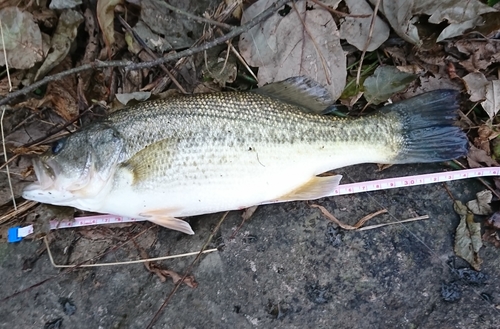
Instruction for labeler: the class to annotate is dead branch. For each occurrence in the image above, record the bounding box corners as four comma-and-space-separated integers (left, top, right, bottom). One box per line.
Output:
0, 0, 289, 107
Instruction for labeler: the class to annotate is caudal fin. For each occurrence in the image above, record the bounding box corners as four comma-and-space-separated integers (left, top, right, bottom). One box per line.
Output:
383, 90, 469, 164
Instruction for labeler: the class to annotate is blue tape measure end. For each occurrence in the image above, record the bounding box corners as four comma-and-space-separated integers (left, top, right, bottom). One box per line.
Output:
7, 227, 22, 243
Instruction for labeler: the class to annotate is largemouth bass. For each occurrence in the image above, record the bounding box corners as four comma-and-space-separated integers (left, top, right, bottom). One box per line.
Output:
22, 77, 468, 234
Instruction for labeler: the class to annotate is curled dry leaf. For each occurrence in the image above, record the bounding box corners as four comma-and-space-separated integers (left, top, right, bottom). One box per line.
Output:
454, 39, 500, 72
463, 72, 488, 102
372, 0, 496, 45
339, 0, 389, 52
453, 200, 482, 271
239, 0, 346, 100
466, 190, 493, 216
481, 80, 500, 120
473, 125, 498, 155
483, 211, 500, 248
115, 92, 152, 105
0, 7, 43, 69
97, 0, 122, 57
467, 145, 500, 168
35, 9, 84, 81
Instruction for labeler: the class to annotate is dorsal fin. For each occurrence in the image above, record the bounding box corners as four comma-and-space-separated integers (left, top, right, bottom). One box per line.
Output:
251, 76, 333, 114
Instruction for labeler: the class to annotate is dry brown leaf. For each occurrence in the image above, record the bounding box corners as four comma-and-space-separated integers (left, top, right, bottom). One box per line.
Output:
43, 56, 79, 121
96, 0, 122, 57
483, 212, 500, 248
463, 72, 488, 102
467, 145, 500, 168
466, 190, 493, 216
0, 7, 43, 69
453, 201, 482, 271
473, 125, 499, 155
35, 9, 84, 81
481, 80, 500, 120
339, 0, 389, 52
138, 247, 198, 287
239, 0, 346, 100
455, 40, 500, 72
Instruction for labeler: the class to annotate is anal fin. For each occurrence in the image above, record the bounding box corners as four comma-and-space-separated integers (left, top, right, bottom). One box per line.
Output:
275, 175, 342, 202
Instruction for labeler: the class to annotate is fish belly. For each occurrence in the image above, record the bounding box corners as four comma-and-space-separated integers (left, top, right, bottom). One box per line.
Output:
97, 140, 389, 218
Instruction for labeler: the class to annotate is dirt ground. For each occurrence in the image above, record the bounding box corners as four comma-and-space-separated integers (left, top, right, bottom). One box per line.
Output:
0, 162, 499, 329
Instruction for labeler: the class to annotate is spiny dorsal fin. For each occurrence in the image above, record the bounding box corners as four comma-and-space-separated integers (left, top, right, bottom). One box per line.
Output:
251, 76, 333, 114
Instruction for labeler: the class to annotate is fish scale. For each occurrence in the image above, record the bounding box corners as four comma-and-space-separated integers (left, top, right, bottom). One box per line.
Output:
22, 77, 468, 234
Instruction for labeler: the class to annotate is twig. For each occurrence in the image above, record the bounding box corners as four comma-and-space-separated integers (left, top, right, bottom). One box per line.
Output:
0, 18, 11, 91
117, 15, 187, 94
357, 215, 429, 231
45, 236, 217, 268
0, 199, 37, 225
0, 0, 289, 107
0, 108, 16, 210
156, 1, 234, 31
312, 204, 387, 230
356, 0, 381, 86
146, 211, 229, 329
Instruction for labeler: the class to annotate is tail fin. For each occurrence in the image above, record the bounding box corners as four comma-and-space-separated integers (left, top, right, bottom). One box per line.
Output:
383, 90, 469, 164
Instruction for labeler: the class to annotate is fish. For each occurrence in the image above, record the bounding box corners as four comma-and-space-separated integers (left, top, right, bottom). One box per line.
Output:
22, 76, 468, 234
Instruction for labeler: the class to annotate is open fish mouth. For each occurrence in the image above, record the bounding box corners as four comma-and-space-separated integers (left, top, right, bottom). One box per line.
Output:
22, 158, 76, 204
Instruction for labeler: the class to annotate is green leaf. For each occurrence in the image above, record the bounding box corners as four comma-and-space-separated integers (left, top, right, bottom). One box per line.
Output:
363, 66, 417, 105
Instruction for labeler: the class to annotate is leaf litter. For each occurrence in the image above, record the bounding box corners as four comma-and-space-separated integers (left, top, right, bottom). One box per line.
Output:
2, 0, 500, 323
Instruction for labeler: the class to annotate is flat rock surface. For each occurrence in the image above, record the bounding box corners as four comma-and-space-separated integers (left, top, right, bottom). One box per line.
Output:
1, 163, 499, 328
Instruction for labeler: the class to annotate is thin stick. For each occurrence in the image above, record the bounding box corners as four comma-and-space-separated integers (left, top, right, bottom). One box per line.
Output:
117, 15, 187, 94
0, 18, 11, 91
0, 108, 16, 210
159, 1, 234, 31
146, 211, 229, 329
356, 0, 381, 86
44, 236, 217, 268
0, 0, 289, 107
0, 200, 37, 225
357, 215, 429, 231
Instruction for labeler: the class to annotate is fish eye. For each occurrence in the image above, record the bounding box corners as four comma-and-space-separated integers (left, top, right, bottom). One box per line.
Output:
51, 138, 66, 155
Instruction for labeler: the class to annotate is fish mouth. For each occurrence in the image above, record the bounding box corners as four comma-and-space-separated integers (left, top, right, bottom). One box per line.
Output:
22, 158, 76, 204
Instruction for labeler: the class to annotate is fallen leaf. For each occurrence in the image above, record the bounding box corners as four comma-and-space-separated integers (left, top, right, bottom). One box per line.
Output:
339, 0, 389, 52
138, 247, 198, 287
239, 0, 346, 100
97, 0, 122, 57
467, 145, 500, 168
483, 211, 500, 248
375, 0, 420, 45
463, 72, 488, 102
455, 39, 500, 71
372, 0, 497, 45
473, 125, 498, 155
35, 10, 84, 81
453, 200, 483, 271
0, 7, 43, 69
466, 190, 493, 216
481, 80, 500, 120
363, 66, 417, 105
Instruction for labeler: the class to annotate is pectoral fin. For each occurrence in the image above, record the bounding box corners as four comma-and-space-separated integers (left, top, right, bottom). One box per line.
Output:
140, 209, 194, 235
275, 175, 342, 202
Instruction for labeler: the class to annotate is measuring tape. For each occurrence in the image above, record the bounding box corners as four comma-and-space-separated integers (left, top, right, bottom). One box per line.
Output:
7, 166, 500, 243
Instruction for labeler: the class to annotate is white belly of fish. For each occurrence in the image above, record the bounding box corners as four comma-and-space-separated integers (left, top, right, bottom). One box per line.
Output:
96, 141, 389, 219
